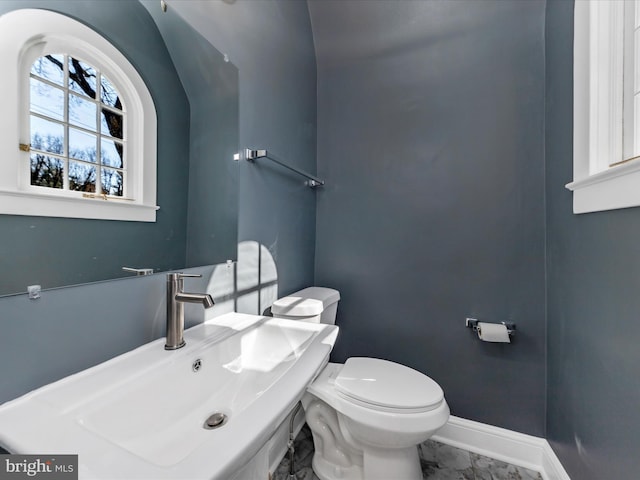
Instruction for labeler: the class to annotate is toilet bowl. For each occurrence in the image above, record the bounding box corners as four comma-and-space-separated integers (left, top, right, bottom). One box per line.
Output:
271, 287, 450, 480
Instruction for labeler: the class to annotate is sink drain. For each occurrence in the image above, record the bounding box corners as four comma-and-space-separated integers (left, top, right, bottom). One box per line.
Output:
192, 359, 202, 372
203, 412, 227, 430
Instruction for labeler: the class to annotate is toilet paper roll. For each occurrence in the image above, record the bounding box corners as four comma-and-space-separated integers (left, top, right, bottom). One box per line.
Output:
477, 322, 511, 343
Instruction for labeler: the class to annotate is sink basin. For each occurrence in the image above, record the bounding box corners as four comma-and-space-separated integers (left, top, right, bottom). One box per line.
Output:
0, 312, 339, 479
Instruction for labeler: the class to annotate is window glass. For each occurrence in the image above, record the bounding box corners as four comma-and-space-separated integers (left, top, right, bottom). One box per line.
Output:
30, 116, 64, 155
68, 93, 97, 131
30, 78, 64, 121
100, 76, 121, 109
28, 55, 127, 198
69, 161, 96, 192
30, 55, 64, 85
68, 57, 96, 99
69, 128, 97, 162
101, 109, 123, 139
101, 168, 123, 196
30, 154, 64, 189
101, 138, 123, 168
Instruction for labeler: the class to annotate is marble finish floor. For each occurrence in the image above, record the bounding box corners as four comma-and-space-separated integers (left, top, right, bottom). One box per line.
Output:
274, 425, 543, 480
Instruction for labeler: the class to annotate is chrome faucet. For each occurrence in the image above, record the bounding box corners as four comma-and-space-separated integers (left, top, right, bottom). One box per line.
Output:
165, 272, 215, 350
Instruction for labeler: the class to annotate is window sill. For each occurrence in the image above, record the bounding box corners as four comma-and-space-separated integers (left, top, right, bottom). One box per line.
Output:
565, 159, 640, 213
0, 189, 158, 222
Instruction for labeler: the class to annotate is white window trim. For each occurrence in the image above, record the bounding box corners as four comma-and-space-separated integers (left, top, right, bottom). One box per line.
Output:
0, 9, 158, 222
568, 0, 640, 214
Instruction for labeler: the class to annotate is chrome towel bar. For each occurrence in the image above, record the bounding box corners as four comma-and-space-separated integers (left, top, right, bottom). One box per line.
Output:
244, 148, 325, 188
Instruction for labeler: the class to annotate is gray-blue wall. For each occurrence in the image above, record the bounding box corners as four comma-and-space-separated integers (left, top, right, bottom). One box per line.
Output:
311, 0, 547, 436
170, 1, 318, 297
545, 1, 640, 478
142, 2, 240, 268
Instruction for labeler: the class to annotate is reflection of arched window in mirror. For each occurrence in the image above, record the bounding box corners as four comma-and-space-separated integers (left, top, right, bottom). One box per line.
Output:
0, 9, 158, 222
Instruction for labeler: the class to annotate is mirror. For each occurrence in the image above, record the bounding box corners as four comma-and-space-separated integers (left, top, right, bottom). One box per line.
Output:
0, 0, 239, 296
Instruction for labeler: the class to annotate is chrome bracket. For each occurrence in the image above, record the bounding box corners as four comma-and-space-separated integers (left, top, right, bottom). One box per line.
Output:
245, 148, 267, 161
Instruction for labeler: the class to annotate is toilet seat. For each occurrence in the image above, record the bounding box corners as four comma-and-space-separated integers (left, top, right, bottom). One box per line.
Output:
304, 359, 450, 465
334, 358, 444, 414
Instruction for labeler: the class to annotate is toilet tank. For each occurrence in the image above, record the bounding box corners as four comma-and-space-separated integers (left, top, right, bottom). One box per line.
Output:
271, 287, 340, 324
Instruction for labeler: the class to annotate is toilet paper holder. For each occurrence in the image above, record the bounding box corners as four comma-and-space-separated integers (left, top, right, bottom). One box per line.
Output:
465, 318, 516, 336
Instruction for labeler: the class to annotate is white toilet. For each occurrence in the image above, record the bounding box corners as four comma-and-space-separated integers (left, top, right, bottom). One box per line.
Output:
271, 287, 450, 480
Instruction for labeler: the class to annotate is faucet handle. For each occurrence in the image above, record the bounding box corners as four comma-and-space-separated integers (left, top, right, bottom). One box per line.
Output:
167, 272, 202, 280
166, 272, 202, 282
177, 273, 202, 278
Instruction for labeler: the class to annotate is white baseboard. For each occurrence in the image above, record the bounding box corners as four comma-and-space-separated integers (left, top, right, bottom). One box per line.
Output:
431, 416, 571, 480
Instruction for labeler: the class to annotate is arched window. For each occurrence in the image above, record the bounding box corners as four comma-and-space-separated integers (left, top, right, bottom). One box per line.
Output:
0, 9, 158, 222
29, 55, 127, 196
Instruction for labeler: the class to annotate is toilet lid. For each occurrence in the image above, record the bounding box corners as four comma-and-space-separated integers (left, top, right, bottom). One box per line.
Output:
335, 358, 444, 411
271, 287, 340, 316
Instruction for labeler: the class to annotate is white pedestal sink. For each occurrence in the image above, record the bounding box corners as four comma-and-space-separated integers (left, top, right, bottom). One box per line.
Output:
0, 312, 339, 479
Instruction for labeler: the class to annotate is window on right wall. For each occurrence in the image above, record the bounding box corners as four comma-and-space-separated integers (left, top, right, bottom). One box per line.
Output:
568, 0, 640, 213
